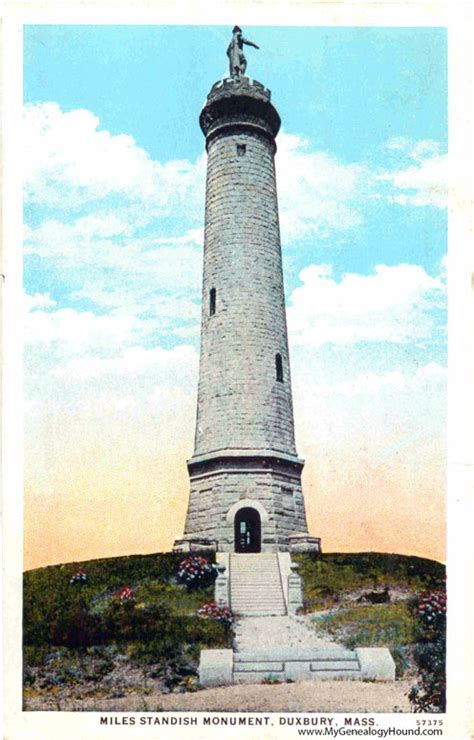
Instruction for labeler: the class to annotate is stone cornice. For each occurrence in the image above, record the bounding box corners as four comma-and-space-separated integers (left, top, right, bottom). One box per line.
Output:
187, 448, 305, 477
199, 76, 281, 148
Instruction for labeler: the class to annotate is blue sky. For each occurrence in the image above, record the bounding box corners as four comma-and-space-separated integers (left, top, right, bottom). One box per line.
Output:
23, 25, 447, 566
24, 25, 447, 294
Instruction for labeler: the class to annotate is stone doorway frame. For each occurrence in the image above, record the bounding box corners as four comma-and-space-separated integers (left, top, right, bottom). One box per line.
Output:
234, 506, 261, 552
226, 499, 269, 553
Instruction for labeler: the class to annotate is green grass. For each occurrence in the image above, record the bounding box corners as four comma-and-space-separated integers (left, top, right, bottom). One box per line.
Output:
23, 551, 230, 682
293, 552, 445, 611
24, 549, 445, 694
312, 602, 417, 648
23, 552, 215, 642
294, 552, 445, 680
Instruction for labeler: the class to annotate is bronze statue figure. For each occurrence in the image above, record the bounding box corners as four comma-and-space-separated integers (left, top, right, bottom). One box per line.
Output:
227, 25, 259, 78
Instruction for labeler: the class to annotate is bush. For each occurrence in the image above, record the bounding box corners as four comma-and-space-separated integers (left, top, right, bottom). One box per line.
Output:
102, 600, 172, 643
417, 589, 446, 636
50, 603, 104, 648
176, 557, 217, 591
390, 645, 411, 678
409, 588, 446, 712
196, 601, 234, 630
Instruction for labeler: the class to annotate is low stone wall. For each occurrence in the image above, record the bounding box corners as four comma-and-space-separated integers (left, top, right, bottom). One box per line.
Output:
199, 647, 396, 686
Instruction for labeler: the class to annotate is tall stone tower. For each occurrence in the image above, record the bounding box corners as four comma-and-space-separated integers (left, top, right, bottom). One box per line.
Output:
174, 41, 320, 555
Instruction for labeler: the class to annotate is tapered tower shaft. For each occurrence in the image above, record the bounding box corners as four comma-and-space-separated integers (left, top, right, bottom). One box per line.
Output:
175, 76, 318, 554
194, 80, 296, 457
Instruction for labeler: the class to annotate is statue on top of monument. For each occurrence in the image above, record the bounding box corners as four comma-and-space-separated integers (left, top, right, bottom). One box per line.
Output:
227, 26, 259, 78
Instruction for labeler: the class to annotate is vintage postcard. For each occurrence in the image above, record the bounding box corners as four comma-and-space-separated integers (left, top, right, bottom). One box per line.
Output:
2, 1, 473, 738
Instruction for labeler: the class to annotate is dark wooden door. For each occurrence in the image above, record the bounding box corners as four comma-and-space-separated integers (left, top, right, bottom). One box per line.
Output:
234, 507, 261, 553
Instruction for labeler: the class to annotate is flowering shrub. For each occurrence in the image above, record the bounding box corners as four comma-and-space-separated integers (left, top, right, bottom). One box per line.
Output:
69, 570, 87, 585
197, 601, 234, 630
409, 588, 446, 712
177, 556, 217, 591
117, 586, 134, 602
417, 589, 446, 636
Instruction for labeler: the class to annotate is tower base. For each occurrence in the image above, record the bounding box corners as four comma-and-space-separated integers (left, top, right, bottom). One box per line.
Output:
173, 537, 218, 554
174, 450, 321, 554
288, 533, 322, 553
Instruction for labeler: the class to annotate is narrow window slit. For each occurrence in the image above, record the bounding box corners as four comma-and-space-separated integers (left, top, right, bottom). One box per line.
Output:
209, 288, 216, 316
237, 144, 246, 157
275, 353, 284, 382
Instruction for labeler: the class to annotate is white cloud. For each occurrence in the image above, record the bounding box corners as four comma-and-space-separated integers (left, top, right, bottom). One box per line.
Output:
24, 216, 203, 335
24, 292, 57, 311
276, 131, 367, 241
385, 137, 442, 161
25, 305, 138, 352
25, 218, 202, 283
22, 103, 205, 337
384, 155, 447, 208
51, 343, 198, 381
381, 138, 447, 209
25, 334, 199, 425
23, 102, 206, 212
274, 132, 447, 244
307, 362, 446, 398
287, 263, 445, 348
292, 358, 446, 477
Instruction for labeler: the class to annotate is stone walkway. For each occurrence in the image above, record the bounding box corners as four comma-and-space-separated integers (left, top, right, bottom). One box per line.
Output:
233, 614, 339, 652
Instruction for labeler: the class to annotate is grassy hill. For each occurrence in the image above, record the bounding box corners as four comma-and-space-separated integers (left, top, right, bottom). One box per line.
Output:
294, 552, 445, 687
294, 551, 445, 610
23, 550, 445, 710
23, 551, 231, 706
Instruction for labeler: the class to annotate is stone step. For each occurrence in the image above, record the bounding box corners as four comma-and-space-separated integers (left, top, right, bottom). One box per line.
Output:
232, 646, 362, 682
232, 581, 283, 586
232, 604, 286, 609
231, 559, 280, 564
231, 587, 283, 593
234, 648, 357, 662
230, 555, 281, 567
231, 572, 281, 577
231, 593, 284, 599
199, 647, 396, 686
231, 594, 284, 599
232, 594, 284, 599
232, 589, 283, 594
229, 553, 286, 616
232, 582, 282, 587
233, 670, 361, 683
231, 590, 284, 597
231, 575, 282, 580
232, 588, 282, 593
229, 575, 281, 579
232, 602, 285, 607
232, 611, 287, 617
232, 584, 282, 589
231, 570, 281, 576
232, 576, 282, 582
232, 596, 283, 601
232, 589, 282, 592
231, 554, 277, 558
232, 600, 285, 605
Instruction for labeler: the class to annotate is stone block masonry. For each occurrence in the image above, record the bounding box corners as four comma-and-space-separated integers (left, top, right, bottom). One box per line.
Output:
199, 647, 396, 686
175, 75, 318, 553
195, 123, 295, 455
184, 457, 308, 550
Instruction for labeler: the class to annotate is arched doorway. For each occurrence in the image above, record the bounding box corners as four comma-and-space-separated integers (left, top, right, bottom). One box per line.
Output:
234, 507, 261, 553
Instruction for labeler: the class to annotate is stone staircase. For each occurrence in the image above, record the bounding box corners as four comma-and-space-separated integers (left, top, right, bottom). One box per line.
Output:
233, 647, 362, 683
229, 553, 286, 616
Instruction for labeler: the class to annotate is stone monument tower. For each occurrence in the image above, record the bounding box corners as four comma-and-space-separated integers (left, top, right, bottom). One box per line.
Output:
174, 29, 320, 555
